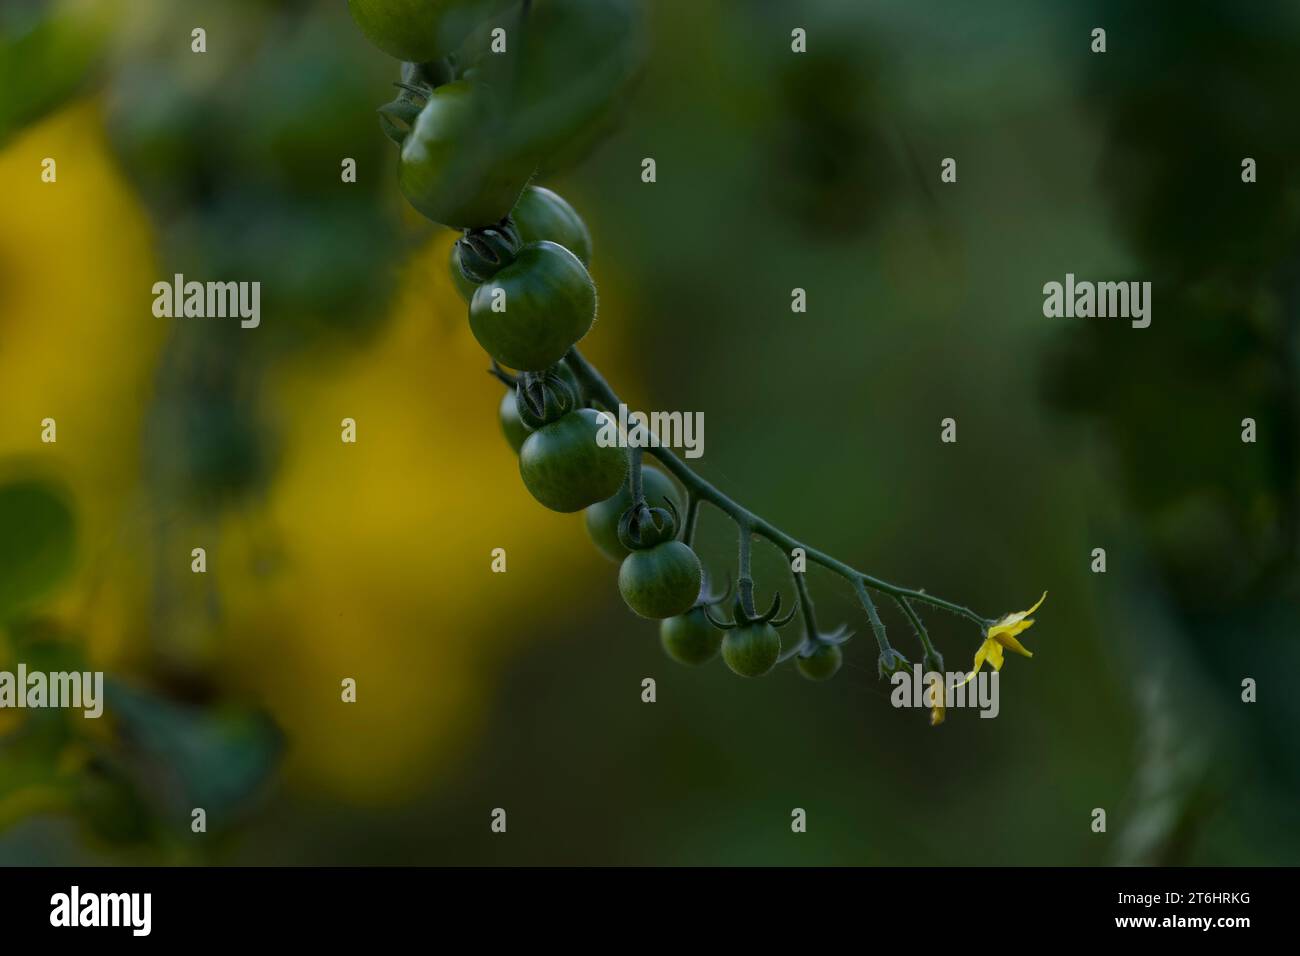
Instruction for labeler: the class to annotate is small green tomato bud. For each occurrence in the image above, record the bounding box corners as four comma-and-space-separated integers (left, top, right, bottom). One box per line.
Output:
877, 647, 911, 679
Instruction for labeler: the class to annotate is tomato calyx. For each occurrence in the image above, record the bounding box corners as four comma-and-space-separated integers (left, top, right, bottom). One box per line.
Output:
877, 647, 912, 679
378, 96, 423, 147
514, 365, 578, 429
454, 217, 522, 283
777, 622, 855, 665
691, 569, 732, 612
378, 61, 456, 146
378, 78, 429, 147
705, 590, 798, 632
617, 495, 679, 551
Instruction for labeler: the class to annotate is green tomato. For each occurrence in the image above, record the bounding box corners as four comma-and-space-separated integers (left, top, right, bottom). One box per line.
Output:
722, 623, 782, 678
618, 541, 702, 620
584, 466, 682, 562
660, 606, 722, 666
469, 241, 595, 371
498, 389, 532, 453
472, 0, 643, 172
347, 0, 509, 64
511, 185, 593, 266
398, 81, 534, 229
519, 408, 627, 512
796, 643, 843, 682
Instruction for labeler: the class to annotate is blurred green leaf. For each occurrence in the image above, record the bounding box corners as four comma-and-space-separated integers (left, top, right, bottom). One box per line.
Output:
0, 711, 73, 831
104, 681, 281, 824
0, 478, 76, 622
1114, 678, 1215, 866
73, 754, 154, 846
0, 0, 107, 143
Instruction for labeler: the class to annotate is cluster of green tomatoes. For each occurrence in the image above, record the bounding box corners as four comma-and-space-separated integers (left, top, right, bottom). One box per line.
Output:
450, 188, 785, 679
457, 190, 843, 682
350, 0, 843, 681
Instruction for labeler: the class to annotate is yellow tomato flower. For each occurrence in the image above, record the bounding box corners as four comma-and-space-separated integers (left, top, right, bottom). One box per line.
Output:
926, 672, 945, 726
959, 592, 1047, 686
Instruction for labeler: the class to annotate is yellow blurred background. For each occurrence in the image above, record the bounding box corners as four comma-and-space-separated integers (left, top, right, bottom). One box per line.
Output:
0, 96, 627, 806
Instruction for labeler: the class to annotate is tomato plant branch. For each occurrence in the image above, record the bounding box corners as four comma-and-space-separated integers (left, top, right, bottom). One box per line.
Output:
852, 578, 892, 655
792, 570, 821, 645
736, 521, 756, 617
628, 446, 644, 502
682, 493, 701, 548
894, 594, 940, 665
563, 346, 993, 648
350, 0, 1041, 690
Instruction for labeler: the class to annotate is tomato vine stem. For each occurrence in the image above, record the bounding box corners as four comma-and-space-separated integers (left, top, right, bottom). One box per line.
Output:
563, 346, 993, 651
736, 521, 756, 618
792, 570, 820, 647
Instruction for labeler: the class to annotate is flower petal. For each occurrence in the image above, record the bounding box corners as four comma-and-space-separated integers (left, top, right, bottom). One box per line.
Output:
990, 616, 1038, 643
926, 673, 946, 726
956, 640, 991, 688
990, 591, 1048, 630
998, 633, 1034, 658
986, 641, 1005, 671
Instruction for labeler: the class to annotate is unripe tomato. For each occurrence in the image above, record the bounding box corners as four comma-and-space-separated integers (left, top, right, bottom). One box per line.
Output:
472, 0, 643, 172
469, 241, 595, 371
398, 81, 534, 229
498, 389, 532, 453
722, 623, 782, 678
584, 465, 682, 562
347, 0, 510, 64
660, 606, 722, 665
618, 541, 702, 620
519, 408, 627, 512
796, 643, 843, 681
511, 185, 593, 266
